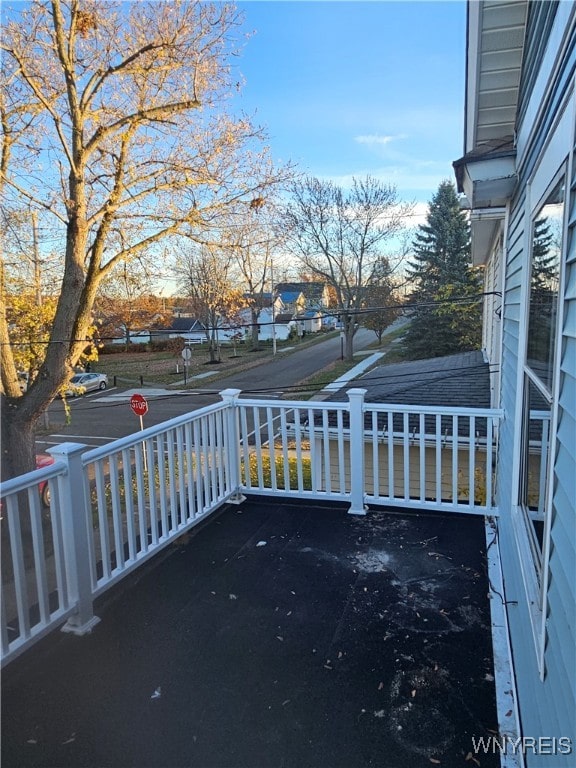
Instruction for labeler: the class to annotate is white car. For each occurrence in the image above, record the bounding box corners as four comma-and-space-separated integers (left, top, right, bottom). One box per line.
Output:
66, 372, 108, 396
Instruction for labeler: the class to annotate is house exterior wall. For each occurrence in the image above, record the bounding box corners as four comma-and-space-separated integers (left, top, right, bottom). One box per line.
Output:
491, 5, 576, 759
481, 230, 505, 407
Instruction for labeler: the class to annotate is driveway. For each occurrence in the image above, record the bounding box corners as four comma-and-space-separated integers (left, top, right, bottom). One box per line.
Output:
210, 326, 376, 395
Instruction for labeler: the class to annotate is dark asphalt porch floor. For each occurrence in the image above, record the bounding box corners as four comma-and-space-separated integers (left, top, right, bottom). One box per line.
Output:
2, 498, 499, 768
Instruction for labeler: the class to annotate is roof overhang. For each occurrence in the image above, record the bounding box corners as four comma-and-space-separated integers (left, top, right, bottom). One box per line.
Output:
469, 207, 507, 265
454, 143, 517, 208
455, 1, 528, 209
464, 1, 528, 152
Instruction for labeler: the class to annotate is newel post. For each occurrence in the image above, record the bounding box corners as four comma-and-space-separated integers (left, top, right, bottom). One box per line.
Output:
220, 388, 246, 504
47, 442, 100, 635
347, 388, 368, 515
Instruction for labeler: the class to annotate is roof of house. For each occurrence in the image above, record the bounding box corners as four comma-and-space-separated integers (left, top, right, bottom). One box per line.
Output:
2, 499, 498, 768
322, 350, 492, 436
295, 309, 322, 320
169, 318, 205, 333
276, 290, 303, 304
275, 282, 326, 301
274, 313, 294, 324
349, 350, 491, 409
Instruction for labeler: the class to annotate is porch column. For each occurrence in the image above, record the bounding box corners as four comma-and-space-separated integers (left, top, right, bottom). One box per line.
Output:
347, 388, 368, 515
219, 388, 246, 504
48, 442, 101, 635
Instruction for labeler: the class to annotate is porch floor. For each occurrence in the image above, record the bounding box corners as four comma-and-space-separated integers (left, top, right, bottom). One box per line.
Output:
2, 498, 499, 768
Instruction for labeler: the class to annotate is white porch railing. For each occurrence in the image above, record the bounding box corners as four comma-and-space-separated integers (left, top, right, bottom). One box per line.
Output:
1, 388, 502, 666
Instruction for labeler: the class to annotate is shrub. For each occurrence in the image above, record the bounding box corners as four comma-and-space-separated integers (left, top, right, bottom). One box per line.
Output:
246, 453, 312, 490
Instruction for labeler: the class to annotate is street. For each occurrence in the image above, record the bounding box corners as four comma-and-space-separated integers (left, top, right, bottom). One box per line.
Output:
36, 327, 376, 453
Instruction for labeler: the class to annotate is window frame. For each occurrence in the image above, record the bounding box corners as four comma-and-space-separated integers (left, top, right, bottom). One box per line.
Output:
512, 146, 569, 677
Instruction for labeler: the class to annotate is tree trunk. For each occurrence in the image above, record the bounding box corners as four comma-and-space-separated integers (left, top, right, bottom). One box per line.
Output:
250, 308, 260, 351
343, 314, 356, 362
1, 395, 37, 482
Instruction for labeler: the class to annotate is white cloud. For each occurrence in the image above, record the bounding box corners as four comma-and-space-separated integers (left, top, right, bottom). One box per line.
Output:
354, 134, 404, 146
321, 169, 454, 198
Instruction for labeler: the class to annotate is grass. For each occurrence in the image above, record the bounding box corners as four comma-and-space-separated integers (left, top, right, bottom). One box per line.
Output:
293, 359, 362, 399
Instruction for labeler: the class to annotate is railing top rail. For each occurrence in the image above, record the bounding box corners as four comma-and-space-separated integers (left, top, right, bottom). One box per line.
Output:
82, 399, 230, 465
0, 459, 67, 497
235, 397, 503, 418
364, 402, 504, 418
236, 397, 349, 411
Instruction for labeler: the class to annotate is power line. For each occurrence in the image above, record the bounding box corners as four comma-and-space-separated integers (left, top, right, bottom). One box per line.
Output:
53, 362, 500, 413
2, 291, 500, 346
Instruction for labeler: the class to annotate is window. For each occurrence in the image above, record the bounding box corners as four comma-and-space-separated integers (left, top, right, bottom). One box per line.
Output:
519, 177, 564, 589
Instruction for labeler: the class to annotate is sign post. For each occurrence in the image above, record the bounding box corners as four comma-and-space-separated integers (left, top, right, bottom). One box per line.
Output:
181, 347, 192, 384
130, 393, 149, 470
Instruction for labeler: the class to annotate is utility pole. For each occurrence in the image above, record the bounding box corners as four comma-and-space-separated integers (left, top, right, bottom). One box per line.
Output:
31, 210, 42, 306
271, 259, 277, 356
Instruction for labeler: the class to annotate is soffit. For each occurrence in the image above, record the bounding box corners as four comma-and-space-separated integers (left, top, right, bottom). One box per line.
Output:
468, 1, 529, 149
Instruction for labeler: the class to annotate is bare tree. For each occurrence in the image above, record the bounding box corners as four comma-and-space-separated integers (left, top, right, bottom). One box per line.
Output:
175, 241, 245, 362
94, 264, 170, 349
0, 0, 285, 479
227, 199, 286, 350
284, 176, 412, 360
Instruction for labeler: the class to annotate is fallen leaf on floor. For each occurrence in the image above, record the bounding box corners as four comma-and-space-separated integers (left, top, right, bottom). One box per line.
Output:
373, 710, 385, 718
338, 651, 343, 659
324, 664, 333, 670
411, 689, 416, 698
229, 594, 237, 600
282, 699, 290, 706
151, 687, 162, 700
484, 673, 494, 682
256, 541, 267, 547
26, 739, 37, 745
429, 759, 441, 765
276, 636, 283, 641
378, 682, 384, 690
62, 734, 76, 745
465, 753, 481, 766
505, 710, 512, 717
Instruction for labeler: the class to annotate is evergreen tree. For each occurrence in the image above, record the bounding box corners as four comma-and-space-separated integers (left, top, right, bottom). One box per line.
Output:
403, 181, 481, 359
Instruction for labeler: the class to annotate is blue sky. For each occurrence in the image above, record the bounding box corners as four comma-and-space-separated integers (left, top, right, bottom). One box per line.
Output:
235, 1, 467, 211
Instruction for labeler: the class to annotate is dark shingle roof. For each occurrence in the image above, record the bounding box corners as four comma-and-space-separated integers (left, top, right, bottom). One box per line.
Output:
321, 351, 492, 437
351, 350, 491, 409
169, 318, 205, 332
275, 282, 326, 301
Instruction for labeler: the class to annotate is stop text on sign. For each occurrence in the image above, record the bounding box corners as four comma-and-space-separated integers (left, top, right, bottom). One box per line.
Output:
130, 393, 148, 416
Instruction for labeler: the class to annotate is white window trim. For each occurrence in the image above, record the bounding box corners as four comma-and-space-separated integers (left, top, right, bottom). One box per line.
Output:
510, 91, 574, 678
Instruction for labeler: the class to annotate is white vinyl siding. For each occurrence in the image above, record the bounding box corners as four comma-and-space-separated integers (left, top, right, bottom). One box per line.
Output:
492, 6, 575, 756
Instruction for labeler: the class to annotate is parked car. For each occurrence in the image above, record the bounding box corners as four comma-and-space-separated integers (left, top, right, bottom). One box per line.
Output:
36, 454, 55, 507
0, 454, 54, 510
65, 372, 108, 396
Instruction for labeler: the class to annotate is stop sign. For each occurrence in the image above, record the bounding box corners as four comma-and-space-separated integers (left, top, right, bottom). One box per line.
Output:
130, 393, 148, 416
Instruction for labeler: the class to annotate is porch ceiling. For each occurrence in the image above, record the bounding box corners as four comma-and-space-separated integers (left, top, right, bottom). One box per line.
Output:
2, 499, 499, 768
